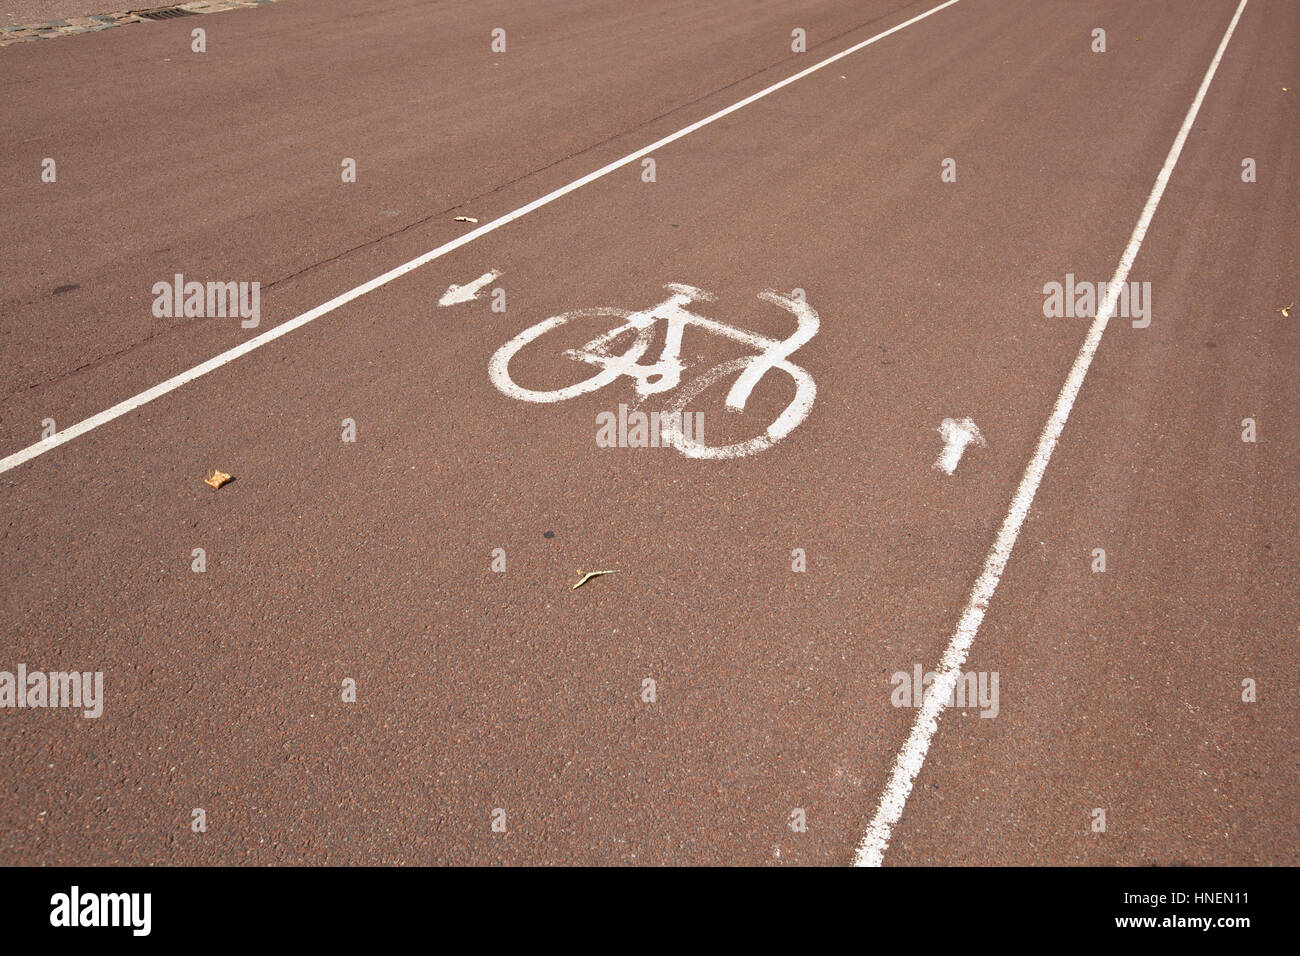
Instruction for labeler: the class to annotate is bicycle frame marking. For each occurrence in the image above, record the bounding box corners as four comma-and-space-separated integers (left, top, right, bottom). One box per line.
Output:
488, 283, 819, 460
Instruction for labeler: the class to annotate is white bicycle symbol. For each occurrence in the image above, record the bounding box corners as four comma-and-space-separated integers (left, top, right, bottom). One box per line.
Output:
488, 283, 818, 459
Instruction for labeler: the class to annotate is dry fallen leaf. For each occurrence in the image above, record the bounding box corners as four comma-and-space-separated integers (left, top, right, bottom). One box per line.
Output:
204, 470, 233, 489
1280, 303, 1293, 317
571, 569, 616, 590
454, 216, 478, 223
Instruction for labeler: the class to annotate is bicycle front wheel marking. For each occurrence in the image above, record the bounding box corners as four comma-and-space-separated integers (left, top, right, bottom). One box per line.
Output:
661, 357, 817, 460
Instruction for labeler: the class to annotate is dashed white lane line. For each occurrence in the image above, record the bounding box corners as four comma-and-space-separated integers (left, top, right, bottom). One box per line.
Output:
854, 0, 1250, 867
0, 0, 963, 479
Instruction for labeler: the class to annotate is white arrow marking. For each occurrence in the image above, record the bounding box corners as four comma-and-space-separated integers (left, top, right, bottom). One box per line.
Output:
933, 417, 985, 474
438, 270, 501, 306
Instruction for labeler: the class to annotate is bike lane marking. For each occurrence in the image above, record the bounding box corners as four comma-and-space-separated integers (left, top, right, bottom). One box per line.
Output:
853, 0, 1251, 867
0, 0, 963, 480
485, 284, 819, 460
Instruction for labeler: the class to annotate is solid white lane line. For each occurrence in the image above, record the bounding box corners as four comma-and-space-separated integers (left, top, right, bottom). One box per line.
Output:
0, 0, 963, 479
854, 0, 1250, 867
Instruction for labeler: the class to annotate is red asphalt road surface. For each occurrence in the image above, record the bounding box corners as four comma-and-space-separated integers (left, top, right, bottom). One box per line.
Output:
0, 0, 1296, 865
